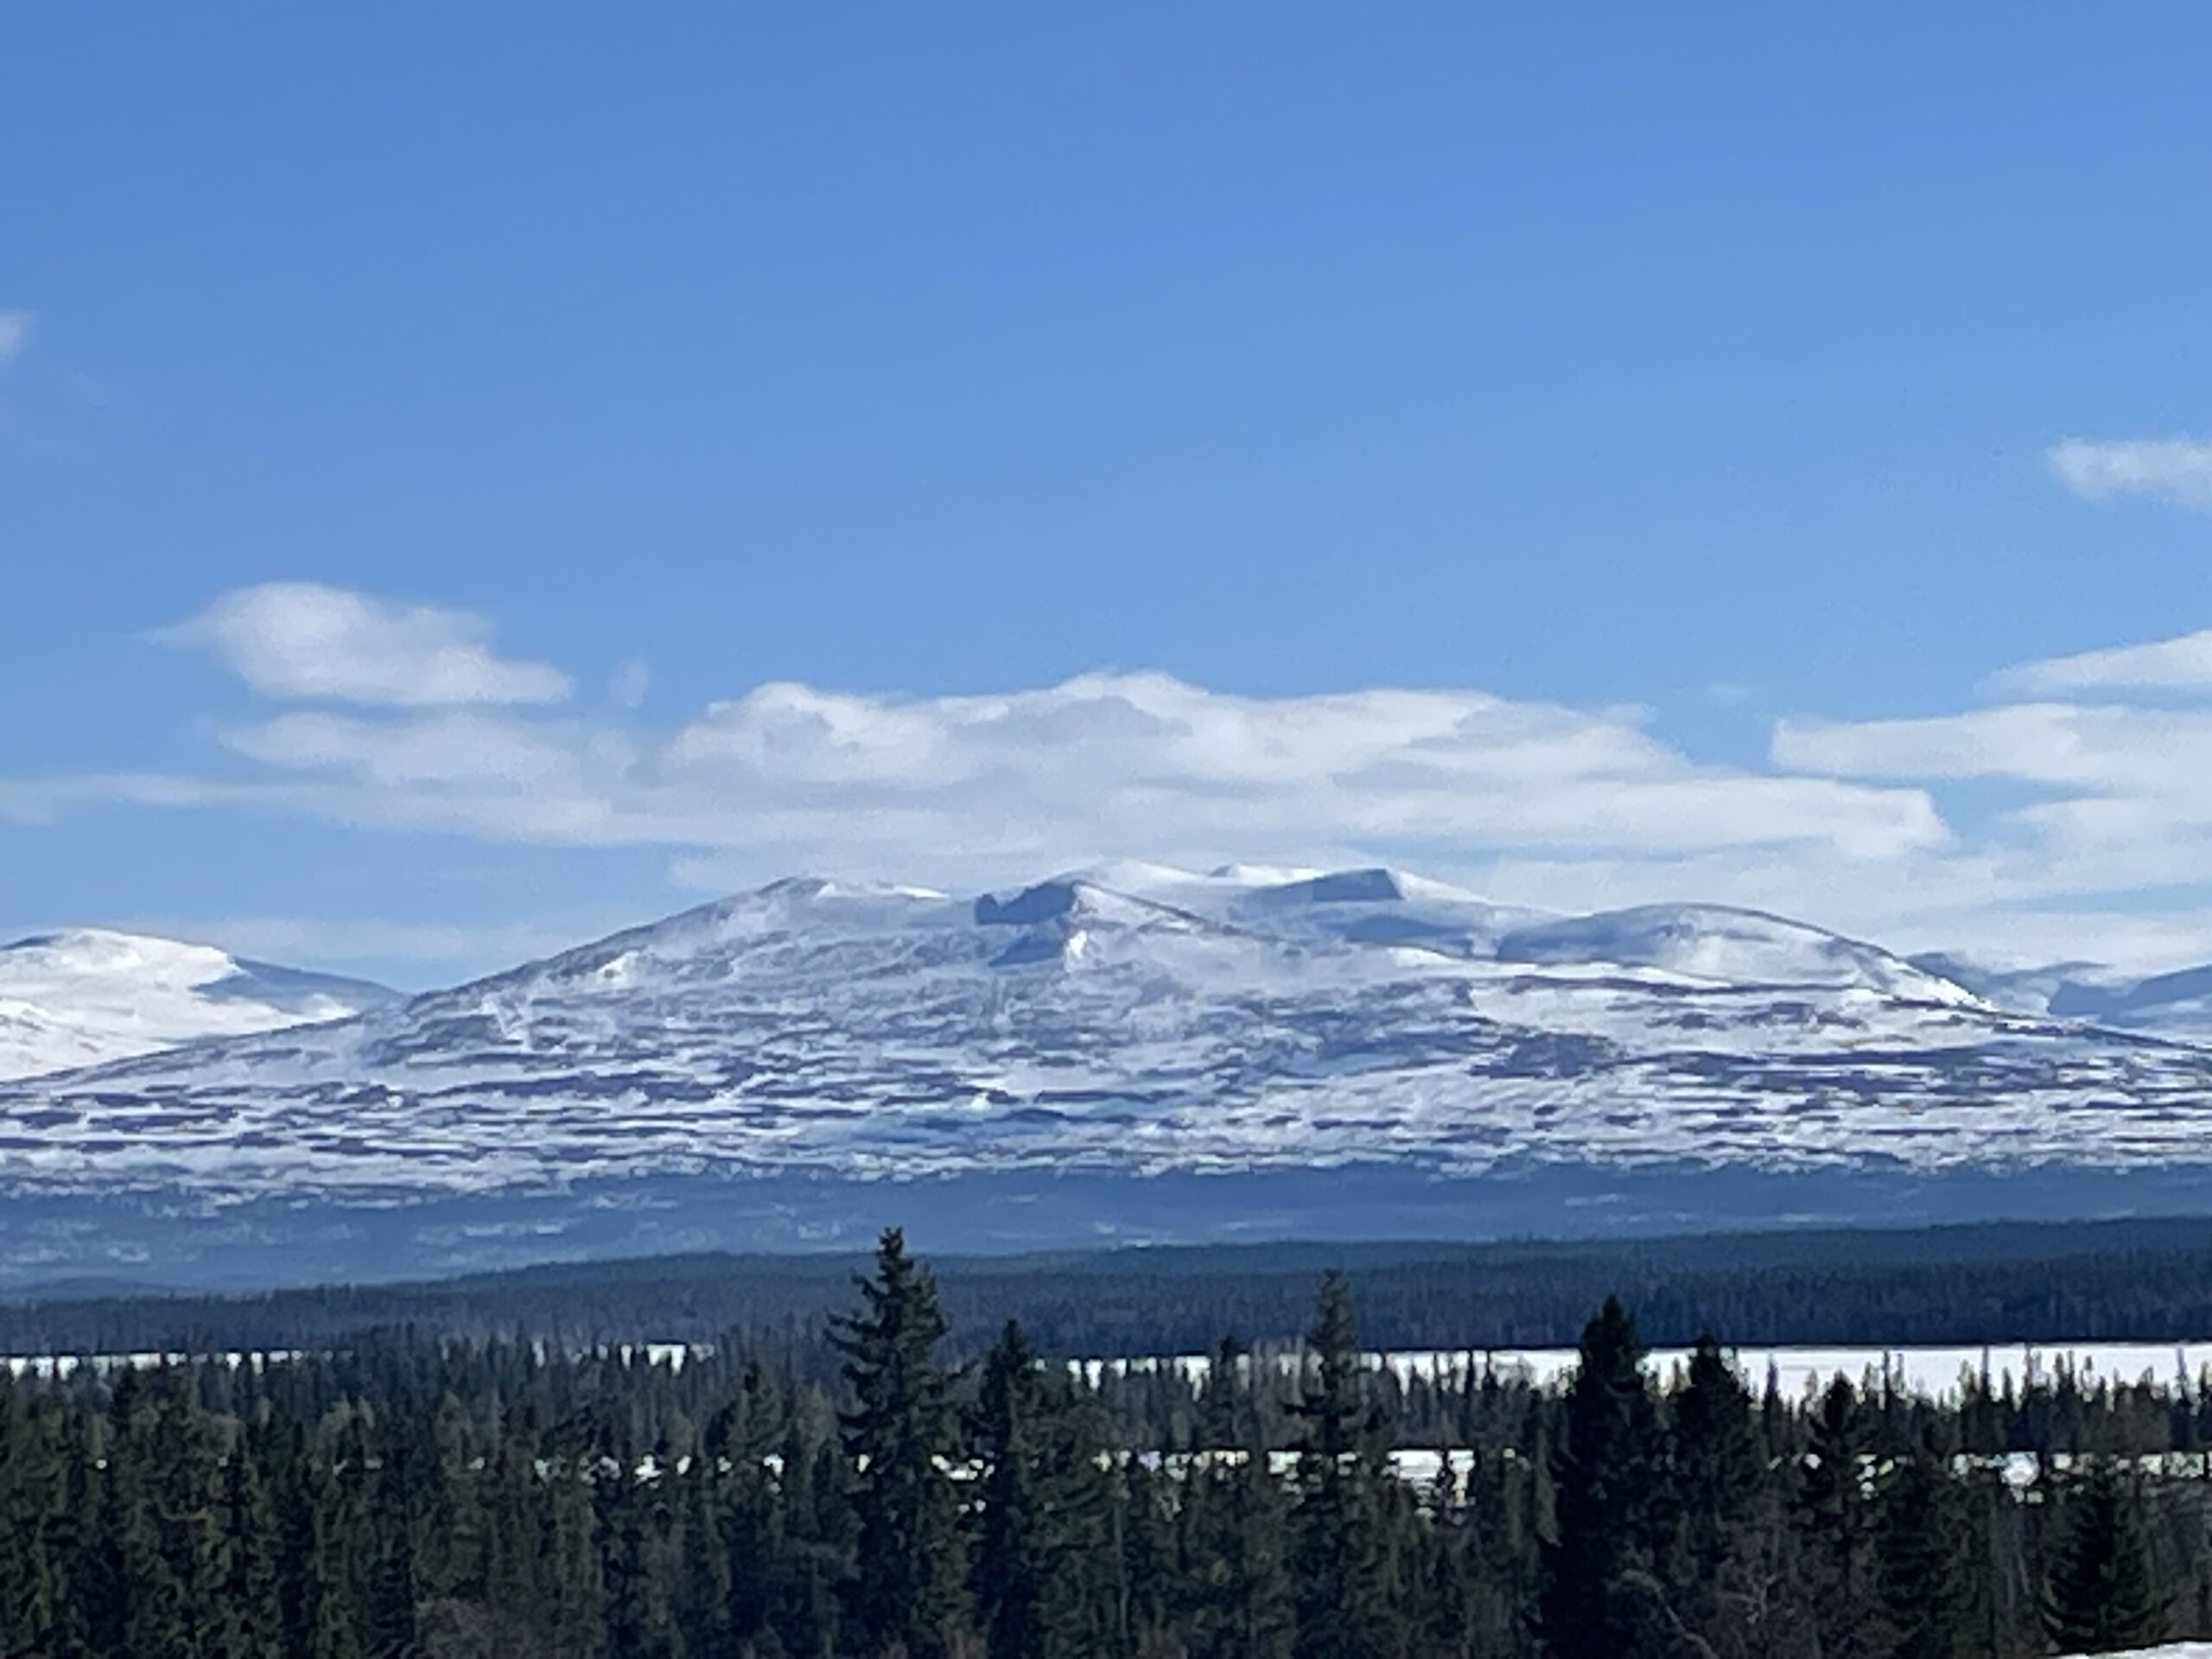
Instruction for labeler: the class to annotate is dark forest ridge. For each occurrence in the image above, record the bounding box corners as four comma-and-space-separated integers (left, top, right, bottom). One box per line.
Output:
6, 1216, 2209, 1360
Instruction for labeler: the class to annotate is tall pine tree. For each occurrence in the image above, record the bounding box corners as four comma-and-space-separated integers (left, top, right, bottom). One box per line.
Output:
972, 1320, 1052, 1659
1669, 1334, 1765, 1656
834, 1227, 969, 1659
1180, 1337, 1294, 1659
1800, 1375, 1882, 1659
2041, 1463, 2168, 1654
1538, 1297, 1669, 1659
1289, 1273, 1408, 1659
1874, 1439, 1968, 1659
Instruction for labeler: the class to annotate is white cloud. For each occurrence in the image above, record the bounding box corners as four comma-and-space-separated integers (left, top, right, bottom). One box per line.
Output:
1776, 703, 2212, 791
0, 311, 28, 362
645, 675, 1946, 869
24, 668, 1946, 895
156, 582, 571, 707
1772, 684, 2212, 965
1991, 627, 2212, 696
186, 677, 1921, 899
31, 582, 2212, 972
2048, 435, 2212, 512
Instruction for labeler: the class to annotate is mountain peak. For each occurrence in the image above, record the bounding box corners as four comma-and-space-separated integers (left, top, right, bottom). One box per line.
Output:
3, 926, 239, 976
0, 928, 396, 1081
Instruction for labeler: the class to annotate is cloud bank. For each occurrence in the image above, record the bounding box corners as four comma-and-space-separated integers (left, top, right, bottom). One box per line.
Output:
17, 582, 2212, 974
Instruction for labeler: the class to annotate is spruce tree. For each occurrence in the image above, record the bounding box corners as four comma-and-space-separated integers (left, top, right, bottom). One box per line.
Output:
1538, 1297, 1669, 1659
1415, 1463, 1478, 1659
1874, 1441, 1968, 1659
1669, 1334, 1763, 1654
773, 1433, 855, 1659
597, 1460, 681, 1659
834, 1227, 968, 1659
1464, 1438, 1539, 1659
308, 1424, 367, 1659
1116, 1451, 1176, 1657
1800, 1375, 1881, 1659
361, 1440, 422, 1659
973, 1322, 1048, 1659
0, 1381, 60, 1656
427, 1389, 490, 1608
969, 1321, 1120, 1659
540, 1422, 606, 1646
120, 1370, 230, 1659
219, 1431, 285, 1659
1289, 1272, 1407, 1659
671, 1455, 734, 1659
47, 1407, 100, 1659
2041, 1464, 2168, 1653
708, 1358, 785, 1650
1181, 1338, 1294, 1659
92, 1370, 150, 1657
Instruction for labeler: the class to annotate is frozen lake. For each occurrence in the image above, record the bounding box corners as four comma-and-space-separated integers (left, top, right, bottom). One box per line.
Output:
1077, 1340, 2212, 1400
11, 1338, 2210, 1403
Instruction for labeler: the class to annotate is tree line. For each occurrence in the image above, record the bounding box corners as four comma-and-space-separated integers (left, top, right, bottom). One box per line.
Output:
0, 1227, 2206, 1658
10, 1215, 2212, 1358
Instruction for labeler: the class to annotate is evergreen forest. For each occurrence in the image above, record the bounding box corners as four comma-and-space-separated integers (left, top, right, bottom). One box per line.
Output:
2, 1228, 2209, 1658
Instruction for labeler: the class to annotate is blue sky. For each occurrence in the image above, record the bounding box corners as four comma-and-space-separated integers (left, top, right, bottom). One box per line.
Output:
7, 3, 2212, 986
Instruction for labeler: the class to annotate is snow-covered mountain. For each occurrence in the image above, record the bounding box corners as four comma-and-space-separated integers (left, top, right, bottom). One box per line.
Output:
0, 929, 398, 1081
3, 867, 2212, 1284
1499, 906, 1978, 1003
1910, 951, 2212, 1040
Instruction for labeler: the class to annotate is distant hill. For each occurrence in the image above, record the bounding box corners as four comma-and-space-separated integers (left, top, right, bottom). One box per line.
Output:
0, 927, 397, 1080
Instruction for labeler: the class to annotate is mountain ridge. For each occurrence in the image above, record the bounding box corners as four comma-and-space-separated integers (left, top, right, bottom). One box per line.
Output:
5, 866, 2212, 1283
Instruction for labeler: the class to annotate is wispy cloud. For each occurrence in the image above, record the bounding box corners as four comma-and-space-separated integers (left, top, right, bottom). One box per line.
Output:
156, 582, 571, 708
1990, 626, 2212, 696
0, 311, 28, 363
2048, 435, 2212, 512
